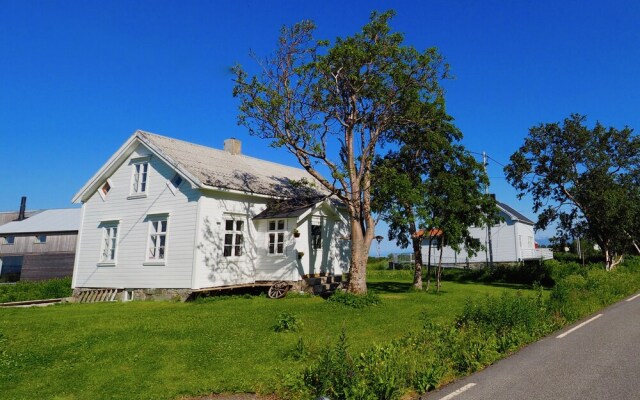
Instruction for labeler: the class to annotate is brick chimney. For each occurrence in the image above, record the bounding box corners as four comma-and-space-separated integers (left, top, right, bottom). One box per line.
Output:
223, 138, 241, 155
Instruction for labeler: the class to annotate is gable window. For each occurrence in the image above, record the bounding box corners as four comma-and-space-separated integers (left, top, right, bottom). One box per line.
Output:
170, 174, 183, 189
268, 219, 285, 255
35, 234, 47, 244
101, 181, 111, 196
2, 236, 15, 245
224, 219, 244, 257
131, 161, 149, 195
311, 223, 322, 250
100, 224, 118, 263
147, 218, 168, 261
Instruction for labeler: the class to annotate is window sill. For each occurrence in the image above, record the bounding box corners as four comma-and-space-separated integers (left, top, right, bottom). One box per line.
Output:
97, 262, 116, 267
143, 261, 165, 266
127, 194, 148, 200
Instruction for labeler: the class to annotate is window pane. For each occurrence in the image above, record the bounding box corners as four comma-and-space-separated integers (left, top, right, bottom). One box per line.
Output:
223, 245, 232, 257
236, 221, 243, 231
234, 245, 242, 256
225, 220, 234, 230
277, 220, 284, 230
224, 234, 233, 245
277, 233, 284, 243
160, 221, 167, 232
277, 243, 283, 253
236, 234, 243, 246
269, 243, 275, 254
268, 221, 275, 231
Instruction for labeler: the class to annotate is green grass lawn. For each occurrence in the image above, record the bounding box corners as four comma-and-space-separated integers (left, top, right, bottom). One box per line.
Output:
0, 271, 531, 400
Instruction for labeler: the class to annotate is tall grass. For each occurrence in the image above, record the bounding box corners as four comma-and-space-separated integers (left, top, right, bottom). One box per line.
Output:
0, 277, 72, 303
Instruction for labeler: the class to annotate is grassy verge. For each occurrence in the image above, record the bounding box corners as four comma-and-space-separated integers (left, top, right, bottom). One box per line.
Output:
1, 273, 514, 400
0, 277, 72, 303
2, 258, 639, 400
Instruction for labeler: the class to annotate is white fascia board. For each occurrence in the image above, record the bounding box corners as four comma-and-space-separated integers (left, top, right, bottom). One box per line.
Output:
199, 184, 289, 200
72, 130, 203, 204
135, 131, 202, 190
72, 133, 139, 204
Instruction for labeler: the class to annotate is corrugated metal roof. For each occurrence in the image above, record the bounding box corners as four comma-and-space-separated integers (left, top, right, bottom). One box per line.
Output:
138, 131, 325, 197
497, 202, 535, 225
0, 208, 81, 234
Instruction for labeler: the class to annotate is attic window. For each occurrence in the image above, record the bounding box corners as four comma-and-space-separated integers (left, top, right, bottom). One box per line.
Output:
35, 234, 47, 244
101, 181, 111, 196
170, 174, 183, 189
131, 161, 148, 195
2, 236, 14, 245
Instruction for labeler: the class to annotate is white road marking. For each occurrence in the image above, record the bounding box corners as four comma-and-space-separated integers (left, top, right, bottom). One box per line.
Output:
556, 314, 603, 338
439, 383, 476, 400
626, 293, 640, 302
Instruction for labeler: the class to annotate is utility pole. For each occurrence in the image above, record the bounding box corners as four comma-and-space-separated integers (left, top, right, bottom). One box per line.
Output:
483, 152, 494, 269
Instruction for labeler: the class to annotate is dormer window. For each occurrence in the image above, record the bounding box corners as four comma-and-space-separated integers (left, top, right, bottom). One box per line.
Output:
35, 234, 47, 244
131, 161, 148, 195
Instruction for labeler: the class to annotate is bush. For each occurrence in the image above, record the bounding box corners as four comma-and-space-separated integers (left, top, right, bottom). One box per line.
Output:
273, 312, 303, 333
326, 290, 381, 309
0, 277, 72, 303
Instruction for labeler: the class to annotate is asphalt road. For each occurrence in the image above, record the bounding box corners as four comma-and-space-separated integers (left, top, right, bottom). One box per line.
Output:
423, 292, 640, 400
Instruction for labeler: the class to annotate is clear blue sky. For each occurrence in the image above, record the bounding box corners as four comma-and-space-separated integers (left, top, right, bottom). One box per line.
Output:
2, 0, 639, 254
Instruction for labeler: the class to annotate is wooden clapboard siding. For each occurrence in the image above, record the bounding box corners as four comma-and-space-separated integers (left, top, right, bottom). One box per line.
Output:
192, 192, 267, 288
20, 252, 75, 281
73, 143, 199, 289
0, 232, 77, 255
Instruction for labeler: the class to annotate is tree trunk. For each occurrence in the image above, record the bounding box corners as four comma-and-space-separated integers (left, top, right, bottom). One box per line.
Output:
412, 237, 424, 290
426, 237, 433, 292
347, 218, 371, 294
436, 246, 444, 293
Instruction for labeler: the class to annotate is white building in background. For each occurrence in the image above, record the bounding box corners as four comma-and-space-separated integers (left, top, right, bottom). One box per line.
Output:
422, 201, 553, 266
71, 131, 350, 299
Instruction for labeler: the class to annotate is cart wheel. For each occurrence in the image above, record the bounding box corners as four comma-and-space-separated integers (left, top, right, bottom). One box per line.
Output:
268, 281, 289, 299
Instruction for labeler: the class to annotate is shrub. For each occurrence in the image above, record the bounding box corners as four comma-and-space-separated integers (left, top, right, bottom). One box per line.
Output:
273, 312, 303, 333
326, 290, 381, 309
0, 277, 72, 303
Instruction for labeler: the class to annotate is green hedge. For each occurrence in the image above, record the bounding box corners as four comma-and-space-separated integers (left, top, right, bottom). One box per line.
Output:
0, 277, 72, 303
284, 257, 640, 399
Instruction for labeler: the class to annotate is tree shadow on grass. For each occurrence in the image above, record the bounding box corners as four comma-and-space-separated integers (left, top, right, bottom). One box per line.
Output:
368, 281, 413, 293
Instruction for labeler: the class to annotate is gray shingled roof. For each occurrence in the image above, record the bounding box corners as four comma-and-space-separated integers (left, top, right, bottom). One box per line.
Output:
138, 131, 324, 197
0, 208, 81, 234
497, 202, 535, 225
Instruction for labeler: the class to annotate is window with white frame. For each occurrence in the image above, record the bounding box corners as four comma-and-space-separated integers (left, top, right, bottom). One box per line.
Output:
224, 219, 244, 257
311, 223, 322, 250
100, 224, 118, 263
268, 220, 285, 254
2, 235, 15, 245
35, 234, 47, 244
131, 161, 149, 195
147, 218, 168, 261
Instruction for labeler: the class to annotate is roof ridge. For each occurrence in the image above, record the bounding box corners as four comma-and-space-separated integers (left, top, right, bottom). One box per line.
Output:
137, 130, 308, 174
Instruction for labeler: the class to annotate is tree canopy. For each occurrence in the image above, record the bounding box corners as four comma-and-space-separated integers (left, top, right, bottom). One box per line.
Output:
504, 114, 640, 270
233, 10, 450, 293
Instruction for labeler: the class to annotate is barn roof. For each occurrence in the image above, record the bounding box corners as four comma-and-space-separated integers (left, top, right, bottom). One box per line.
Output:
0, 208, 81, 234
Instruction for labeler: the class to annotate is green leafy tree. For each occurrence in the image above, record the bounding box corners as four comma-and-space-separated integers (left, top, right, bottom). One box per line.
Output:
505, 114, 640, 270
373, 125, 498, 290
232, 11, 449, 293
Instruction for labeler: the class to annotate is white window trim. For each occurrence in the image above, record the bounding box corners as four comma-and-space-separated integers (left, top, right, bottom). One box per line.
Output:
98, 178, 114, 201
97, 221, 119, 267
222, 216, 245, 259
267, 219, 286, 256
129, 157, 151, 198
144, 214, 169, 266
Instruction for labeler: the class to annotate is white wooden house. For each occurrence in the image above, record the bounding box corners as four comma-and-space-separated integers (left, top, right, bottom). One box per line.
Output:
71, 131, 350, 299
422, 201, 553, 266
